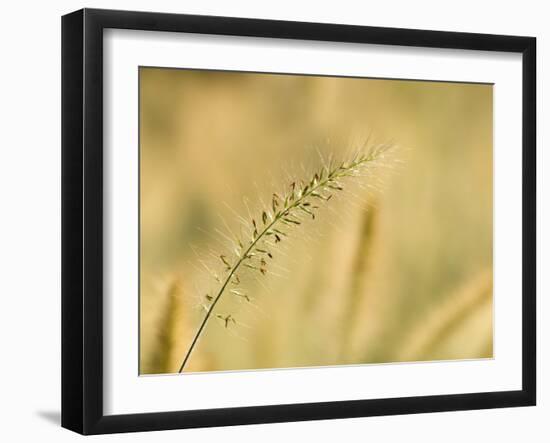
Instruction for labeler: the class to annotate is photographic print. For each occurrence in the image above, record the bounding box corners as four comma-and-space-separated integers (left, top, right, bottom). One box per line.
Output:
62, 10, 536, 433
139, 67, 493, 375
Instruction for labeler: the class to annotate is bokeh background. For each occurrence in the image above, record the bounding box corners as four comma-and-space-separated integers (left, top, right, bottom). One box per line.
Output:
139, 67, 493, 374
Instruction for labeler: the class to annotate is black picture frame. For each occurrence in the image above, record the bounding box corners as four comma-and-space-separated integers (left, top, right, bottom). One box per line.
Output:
62, 8, 536, 435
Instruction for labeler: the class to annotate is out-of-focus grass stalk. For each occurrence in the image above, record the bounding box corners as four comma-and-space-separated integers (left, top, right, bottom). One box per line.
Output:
399, 270, 493, 361
144, 280, 183, 373
339, 205, 377, 361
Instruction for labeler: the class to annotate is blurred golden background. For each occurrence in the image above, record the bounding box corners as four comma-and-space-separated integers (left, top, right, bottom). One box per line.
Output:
139, 67, 493, 374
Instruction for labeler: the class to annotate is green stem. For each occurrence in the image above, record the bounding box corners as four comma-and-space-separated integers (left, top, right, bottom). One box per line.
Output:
178, 215, 280, 372
178, 179, 335, 372
178, 154, 380, 372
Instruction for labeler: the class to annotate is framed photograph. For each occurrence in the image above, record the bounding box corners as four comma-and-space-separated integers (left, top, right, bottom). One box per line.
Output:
61, 8, 536, 435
